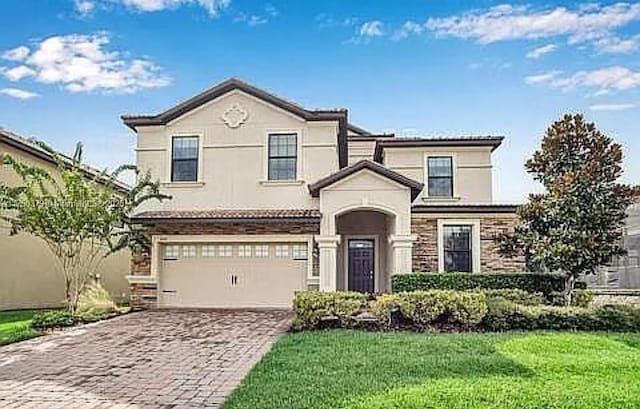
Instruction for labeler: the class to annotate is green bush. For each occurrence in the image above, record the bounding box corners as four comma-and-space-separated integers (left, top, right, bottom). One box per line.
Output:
572, 289, 595, 308
31, 310, 76, 330
77, 283, 117, 314
370, 294, 403, 328
292, 291, 367, 330
392, 272, 586, 296
482, 301, 640, 332
481, 289, 545, 306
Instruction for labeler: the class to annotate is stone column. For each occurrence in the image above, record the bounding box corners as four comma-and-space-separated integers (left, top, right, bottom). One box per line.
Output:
315, 235, 341, 291
389, 234, 417, 275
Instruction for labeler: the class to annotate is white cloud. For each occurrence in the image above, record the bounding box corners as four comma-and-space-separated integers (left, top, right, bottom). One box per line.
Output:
0, 88, 40, 99
589, 103, 636, 111
359, 21, 384, 37
2, 46, 30, 61
392, 21, 424, 40
593, 35, 640, 54
424, 3, 640, 52
233, 4, 277, 27
2, 65, 36, 81
526, 44, 558, 59
80, 0, 230, 17
74, 0, 95, 17
1, 33, 170, 94
526, 66, 640, 94
525, 70, 562, 85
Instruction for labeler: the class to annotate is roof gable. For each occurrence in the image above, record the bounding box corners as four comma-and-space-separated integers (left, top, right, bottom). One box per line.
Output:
308, 159, 423, 201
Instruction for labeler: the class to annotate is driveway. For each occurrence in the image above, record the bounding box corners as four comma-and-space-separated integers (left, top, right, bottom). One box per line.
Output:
0, 310, 291, 408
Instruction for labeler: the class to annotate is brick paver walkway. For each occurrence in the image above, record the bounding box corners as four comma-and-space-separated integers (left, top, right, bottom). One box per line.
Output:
0, 310, 291, 408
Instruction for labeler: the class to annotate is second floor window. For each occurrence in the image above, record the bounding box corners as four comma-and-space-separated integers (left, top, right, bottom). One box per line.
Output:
427, 156, 453, 197
171, 136, 199, 182
268, 133, 297, 180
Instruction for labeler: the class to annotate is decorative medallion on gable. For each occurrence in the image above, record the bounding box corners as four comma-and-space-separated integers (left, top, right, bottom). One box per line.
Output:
221, 103, 249, 129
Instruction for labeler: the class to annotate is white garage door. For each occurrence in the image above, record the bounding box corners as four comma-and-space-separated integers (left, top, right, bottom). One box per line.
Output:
159, 242, 308, 308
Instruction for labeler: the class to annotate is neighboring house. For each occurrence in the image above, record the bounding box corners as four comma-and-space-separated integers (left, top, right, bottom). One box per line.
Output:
0, 129, 131, 310
123, 78, 524, 309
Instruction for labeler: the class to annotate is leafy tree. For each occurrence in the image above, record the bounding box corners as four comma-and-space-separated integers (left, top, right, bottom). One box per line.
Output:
500, 114, 640, 305
0, 142, 170, 313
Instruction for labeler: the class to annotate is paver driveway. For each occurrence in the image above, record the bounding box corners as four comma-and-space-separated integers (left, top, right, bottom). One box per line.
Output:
0, 309, 291, 408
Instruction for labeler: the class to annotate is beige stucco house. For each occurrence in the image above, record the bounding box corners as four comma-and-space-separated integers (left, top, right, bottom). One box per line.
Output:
0, 129, 131, 310
124, 78, 524, 309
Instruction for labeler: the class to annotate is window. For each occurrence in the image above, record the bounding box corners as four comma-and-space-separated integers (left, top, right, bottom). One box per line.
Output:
427, 156, 453, 197
218, 245, 232, 257
238, 245, 252, 257
268, 133, 297, 180
255, 245, 269, 257
164, 245, 179, 258
182, 245, 196, 257
443, 225, 472, 272
292, 244, 308, 259
171, 136, 199, 182
275, 245, 289, 257
201, 245, 216, 257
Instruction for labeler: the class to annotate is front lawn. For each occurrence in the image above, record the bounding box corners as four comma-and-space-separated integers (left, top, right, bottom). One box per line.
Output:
0, 310, 41, 346
224, 331, 640, 409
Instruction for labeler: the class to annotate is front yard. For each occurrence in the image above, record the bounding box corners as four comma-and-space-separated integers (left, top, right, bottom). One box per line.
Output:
224, 330, 640, 409
0, 310, 41, 346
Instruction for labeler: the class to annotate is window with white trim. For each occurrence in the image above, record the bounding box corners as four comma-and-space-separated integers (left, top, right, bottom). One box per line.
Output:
255, 245, 269, 257
164, 245, 179, 258
218, 245, 232, 257
268, 133, 297, 180
275, 245, 289, 257
443, 225, 472, 272
182, 245, 196, 257
238, 245, 252, 257
201, 245, 216, 257
427, 156, 453, 197
292, 244, 307, 259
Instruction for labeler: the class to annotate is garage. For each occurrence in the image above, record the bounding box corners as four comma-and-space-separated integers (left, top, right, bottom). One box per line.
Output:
158, 241, 309, 308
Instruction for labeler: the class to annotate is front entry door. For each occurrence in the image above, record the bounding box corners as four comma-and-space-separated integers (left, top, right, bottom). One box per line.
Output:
348, 239, 375, 293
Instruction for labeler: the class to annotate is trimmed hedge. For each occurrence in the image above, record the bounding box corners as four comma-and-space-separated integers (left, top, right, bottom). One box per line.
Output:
292, 291, 367, 331
481, 289, 545, 306
392, 272, 586, 297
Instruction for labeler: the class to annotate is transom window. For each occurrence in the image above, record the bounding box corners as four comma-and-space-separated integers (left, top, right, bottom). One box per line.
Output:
164, 245, 179, 258
182, 245, 196, 257
292, 244, 308, 260
171, 136, 199, 182
255, 245, 269, 257
275, 245, 289, 257
427, 156, 453, 197
268, 133, 297, 180
238, 245, 252, 257
201, 245, 216, 257
443, 225, 472, 272
218, 245, 232, 257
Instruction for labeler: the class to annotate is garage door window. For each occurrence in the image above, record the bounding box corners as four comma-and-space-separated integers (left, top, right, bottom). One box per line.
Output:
292, 244, 307, 259
182, 245, 196, 257
201, 245, 216, 257
219, 245, 232, 257
275, 245, 289, 257
165, 245, 179, 259
238, 245, 252, 257
255, 245, 269, 257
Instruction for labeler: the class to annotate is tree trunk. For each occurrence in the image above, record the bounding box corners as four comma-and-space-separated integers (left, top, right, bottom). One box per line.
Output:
564, 275, 575, 307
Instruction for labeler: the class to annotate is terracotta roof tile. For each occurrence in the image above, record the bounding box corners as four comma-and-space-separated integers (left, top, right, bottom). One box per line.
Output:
131, 208, 322, 222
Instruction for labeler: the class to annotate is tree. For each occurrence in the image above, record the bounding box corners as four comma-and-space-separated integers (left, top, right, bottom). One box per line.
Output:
0, 142, 170, 313
499, 114, 640, 305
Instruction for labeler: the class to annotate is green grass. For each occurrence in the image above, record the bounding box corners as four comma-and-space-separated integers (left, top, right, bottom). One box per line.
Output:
224, 331, 640, 409
0, 310, 42, 346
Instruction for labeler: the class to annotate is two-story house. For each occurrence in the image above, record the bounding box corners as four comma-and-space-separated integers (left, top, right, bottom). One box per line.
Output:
123, 78, 524, 309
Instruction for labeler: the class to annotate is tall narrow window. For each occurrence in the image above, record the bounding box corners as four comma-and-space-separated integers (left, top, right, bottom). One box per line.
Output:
427, 156, 453, 197
443, 225, 472, 272
268, 133, 297, 180
171, 136, 199, 182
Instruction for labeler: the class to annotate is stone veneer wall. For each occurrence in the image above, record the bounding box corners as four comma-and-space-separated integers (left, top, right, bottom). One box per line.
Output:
129, 220, 320, 309
411, 215, 526, 273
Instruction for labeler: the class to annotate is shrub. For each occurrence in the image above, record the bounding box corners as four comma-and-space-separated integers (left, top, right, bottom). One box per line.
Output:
77, 283, 117, 314
292, 291, 367, 330
370, 294, 403, 328
392, 272, 586, 296
572, 289, 595, 308
481, 289, 544, 306
482, 302, 640, 332
31, 310, 76, 330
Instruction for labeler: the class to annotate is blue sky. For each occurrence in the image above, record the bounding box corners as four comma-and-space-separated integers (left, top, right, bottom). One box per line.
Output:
1, 0, 639, 202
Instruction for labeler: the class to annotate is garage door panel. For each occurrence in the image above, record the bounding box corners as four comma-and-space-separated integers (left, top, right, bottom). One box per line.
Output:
159, 242, 307, 308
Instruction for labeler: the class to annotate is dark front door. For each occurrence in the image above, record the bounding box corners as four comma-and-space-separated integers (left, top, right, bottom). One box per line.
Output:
348, 239, 375, 293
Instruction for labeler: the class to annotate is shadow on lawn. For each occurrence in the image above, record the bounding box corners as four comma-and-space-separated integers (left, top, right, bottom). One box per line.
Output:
224, 330, 535, 409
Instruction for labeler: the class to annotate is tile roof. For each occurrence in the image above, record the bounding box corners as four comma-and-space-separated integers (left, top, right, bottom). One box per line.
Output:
131, 208, 322, 223
373, 136, 505, 161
